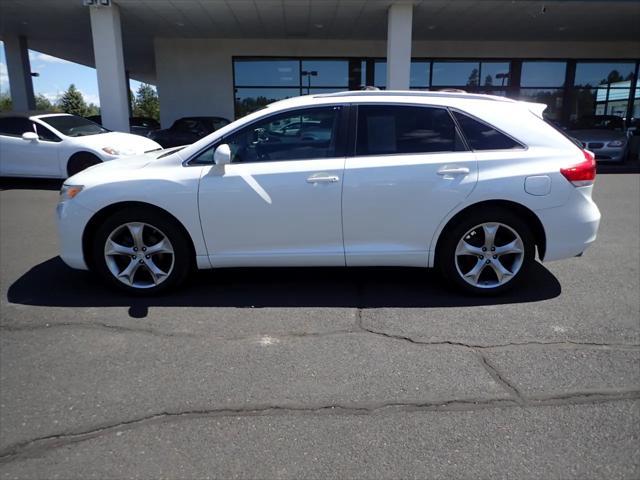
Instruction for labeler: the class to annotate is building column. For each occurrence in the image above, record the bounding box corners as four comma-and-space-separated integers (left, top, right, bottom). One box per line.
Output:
386, 2, 413, 90
88, 2, 130, 132
3, 35, 35, 111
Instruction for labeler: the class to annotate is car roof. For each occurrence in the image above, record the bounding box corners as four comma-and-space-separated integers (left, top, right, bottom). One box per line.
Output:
0, 111, 71, 119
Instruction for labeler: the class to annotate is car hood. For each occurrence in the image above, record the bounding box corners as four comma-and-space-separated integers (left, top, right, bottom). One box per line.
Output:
71, 131, 162, 155
568, 129, 626, 142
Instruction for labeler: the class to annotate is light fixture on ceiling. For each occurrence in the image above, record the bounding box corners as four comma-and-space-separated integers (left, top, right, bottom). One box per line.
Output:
176, 22, 185, 27
314, 24, 324, 29
82, 0, 111, 6
427, 25, 436, 30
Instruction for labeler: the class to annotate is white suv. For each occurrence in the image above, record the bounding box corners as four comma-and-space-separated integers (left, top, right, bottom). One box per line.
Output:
56, 91, 601, 295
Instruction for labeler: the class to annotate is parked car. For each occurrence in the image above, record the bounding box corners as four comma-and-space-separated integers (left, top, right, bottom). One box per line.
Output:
568, 115, 629, 162
148, 116, 230, 148
0, 112, 162, 178
57, 91, 600, 296
86, 115, 160, 137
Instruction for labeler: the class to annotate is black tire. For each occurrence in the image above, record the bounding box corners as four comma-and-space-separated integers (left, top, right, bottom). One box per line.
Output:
91, 207, 192, 295
437, 208, 535, 295
67, 153, 101, 177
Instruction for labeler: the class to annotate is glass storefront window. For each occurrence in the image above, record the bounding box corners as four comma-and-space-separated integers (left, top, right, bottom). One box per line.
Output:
300, 60, 349, 88
234, 60, 299, 87
410, 61, 430, 88
521, 62, 566, 87
481, 62, 510, 87
234, 88, 299, 118
517, 88, 564, 120
432, 61, 480, 87
574, 62, 635, 88
374, 61, 387, 88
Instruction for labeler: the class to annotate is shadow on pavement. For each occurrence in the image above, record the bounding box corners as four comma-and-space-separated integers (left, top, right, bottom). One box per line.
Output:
7, 257, 561, 314
0, 177, 64, 191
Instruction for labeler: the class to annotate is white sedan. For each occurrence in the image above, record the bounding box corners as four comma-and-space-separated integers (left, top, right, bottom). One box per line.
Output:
0, 112, 161, 178
56, 91, 601, 295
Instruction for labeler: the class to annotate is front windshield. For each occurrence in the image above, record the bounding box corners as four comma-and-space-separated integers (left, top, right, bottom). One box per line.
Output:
572, 116, 624, 131
40, 115, 109, 137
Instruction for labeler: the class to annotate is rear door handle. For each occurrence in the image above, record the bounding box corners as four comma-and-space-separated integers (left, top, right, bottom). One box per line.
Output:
307, 174, 340, 184
437, 166, 470, 176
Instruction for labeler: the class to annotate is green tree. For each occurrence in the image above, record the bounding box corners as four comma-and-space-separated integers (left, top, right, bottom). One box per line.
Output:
35, 94, 56, 112
466, 68, 479, 87
484, 75, 493, 86
58, 84, 88, 116
133, 83, 159, 120
0, 93, 12, 111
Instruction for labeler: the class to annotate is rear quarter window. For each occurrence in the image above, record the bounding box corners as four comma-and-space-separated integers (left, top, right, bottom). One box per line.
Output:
452, 110, 525, 151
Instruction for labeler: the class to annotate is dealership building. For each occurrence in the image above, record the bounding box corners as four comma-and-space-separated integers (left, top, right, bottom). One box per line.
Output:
1, 0, 639, 133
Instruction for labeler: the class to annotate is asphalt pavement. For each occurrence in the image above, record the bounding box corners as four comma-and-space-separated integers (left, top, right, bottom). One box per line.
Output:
0, 173, 638, 479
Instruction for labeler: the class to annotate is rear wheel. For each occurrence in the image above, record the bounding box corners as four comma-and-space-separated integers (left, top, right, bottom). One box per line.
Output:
67, 153, 101, 177
438, 208, 535, 295
92, 208, 192, 295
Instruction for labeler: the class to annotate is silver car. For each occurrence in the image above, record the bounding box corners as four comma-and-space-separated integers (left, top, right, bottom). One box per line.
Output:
568, 115, 629, 162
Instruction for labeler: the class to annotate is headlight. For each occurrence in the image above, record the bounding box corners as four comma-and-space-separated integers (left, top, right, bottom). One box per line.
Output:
60, 185, 84, 201
102, 146, 120, 155
607, 140, 624, 147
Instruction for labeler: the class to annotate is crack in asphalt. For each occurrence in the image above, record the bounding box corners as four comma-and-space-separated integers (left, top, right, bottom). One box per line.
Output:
1, 391, 638, 465
477, 353, 525, 405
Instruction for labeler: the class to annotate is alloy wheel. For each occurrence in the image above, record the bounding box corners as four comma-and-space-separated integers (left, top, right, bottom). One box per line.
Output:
454, 222, 525, 289
104, 222, 175, 289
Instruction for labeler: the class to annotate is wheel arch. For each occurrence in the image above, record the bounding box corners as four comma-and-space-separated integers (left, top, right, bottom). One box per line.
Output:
82, 201, 197, 271
66, 151, 102, 175
432, 199, 547, 264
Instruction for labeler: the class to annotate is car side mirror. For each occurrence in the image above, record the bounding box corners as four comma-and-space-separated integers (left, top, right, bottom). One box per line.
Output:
22, 132, 39, 142
214, 144, 231, 165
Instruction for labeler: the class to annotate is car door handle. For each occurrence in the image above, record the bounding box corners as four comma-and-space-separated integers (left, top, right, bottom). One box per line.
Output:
437, 166, 470, 176
306, 174, 340, 184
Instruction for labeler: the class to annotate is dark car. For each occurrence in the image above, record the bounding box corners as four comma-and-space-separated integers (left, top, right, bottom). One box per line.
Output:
568, 115, 629, 162
86, 115, 160, 138
148, 116, 230, 148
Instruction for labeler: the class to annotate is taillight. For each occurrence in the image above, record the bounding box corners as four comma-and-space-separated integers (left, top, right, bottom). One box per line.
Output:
560, 149, 596, 187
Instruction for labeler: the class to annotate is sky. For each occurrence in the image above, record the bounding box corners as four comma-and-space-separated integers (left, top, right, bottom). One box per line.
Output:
0, 40, 146, 107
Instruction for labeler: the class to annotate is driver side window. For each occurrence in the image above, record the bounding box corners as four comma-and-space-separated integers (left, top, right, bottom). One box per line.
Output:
226, 107, 341, 163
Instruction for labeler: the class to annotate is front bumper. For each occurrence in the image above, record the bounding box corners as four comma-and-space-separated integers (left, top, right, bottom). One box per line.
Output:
56, 199, 95, 270
535, 185, 601, 262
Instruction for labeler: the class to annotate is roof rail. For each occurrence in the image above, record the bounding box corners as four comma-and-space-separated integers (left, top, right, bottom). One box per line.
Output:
313, 90, 514, 102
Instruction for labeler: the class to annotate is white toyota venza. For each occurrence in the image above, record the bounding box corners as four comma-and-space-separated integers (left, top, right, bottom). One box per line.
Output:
56, 91, 601, 295
0, 112, 161, 178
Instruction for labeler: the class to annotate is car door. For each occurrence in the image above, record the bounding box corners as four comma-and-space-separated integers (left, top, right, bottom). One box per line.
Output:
342, 104, 478, 267
197, 105, 347, 267
0, 117, 61, 177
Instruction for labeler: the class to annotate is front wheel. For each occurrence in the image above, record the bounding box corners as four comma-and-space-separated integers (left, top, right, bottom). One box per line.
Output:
92, 208, 192, 295
438, 209, 535, 295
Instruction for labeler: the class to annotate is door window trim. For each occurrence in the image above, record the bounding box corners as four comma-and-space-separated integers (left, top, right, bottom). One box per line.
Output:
351, 102, 471, 158
184, 104, 348, 166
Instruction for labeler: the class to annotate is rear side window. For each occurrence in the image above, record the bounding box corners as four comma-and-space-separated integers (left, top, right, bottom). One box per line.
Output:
356, 105, 464, 156
0, 117, 34, 137
453, 111, 524, 151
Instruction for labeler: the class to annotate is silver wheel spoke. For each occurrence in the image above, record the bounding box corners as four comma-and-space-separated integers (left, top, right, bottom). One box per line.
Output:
463, 259, 486, 284
456, 241, 484, 256
126, 223, 146, 250
145, 238, 173, 255
104, 239, 135, 257
482, 223, 499, 249
494, 239, 523, 256
117, 259, 142, 286
489, 258, 514, 283
144, 258, 169, 285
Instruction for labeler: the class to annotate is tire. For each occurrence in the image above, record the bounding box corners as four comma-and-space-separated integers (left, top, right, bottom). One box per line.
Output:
437, 208, 535, 295
91, 207, 192, 295
67, 153, 101, 177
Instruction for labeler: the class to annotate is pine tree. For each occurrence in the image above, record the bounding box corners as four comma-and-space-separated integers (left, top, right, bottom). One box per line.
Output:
133, 83, 159, 120
58, 84, 88, 116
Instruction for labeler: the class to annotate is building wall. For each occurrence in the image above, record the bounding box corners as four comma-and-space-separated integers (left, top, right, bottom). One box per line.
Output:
154, 38, 640, 127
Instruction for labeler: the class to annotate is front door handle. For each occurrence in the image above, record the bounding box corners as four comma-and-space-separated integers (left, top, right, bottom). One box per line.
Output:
307, 174, 340, 184
437, 166, 470, 176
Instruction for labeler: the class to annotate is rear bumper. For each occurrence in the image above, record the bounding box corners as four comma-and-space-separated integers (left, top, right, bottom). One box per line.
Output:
536, 185, 601, 261
56, 199, 95, 270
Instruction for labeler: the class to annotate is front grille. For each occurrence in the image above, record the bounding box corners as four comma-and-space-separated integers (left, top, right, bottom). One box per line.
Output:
588, 142, 604, 149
